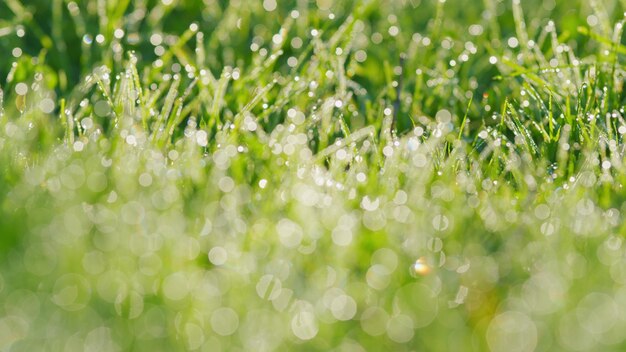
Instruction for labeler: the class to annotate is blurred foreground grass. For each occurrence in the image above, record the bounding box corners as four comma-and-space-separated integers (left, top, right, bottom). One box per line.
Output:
2, 0, 626, 351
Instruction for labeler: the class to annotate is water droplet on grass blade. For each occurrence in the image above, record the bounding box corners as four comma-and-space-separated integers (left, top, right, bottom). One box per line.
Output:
184, 323, 205, 350
487, 311, 537, 352
208, 247, 227, 265
291, 309, 318, 340
211, 308, 239, 336
386, 314, 414, 342
52, 274, 91, 311
410, 257, 432, 276
256, 275, 282, 300
360, 307, 389, 336
330, 294, 357, 321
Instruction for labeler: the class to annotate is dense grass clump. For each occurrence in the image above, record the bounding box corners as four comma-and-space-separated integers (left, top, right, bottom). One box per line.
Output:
2, 0, 626, 350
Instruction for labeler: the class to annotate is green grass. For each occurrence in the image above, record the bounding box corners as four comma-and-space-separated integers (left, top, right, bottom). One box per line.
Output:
2, 0, 626, 350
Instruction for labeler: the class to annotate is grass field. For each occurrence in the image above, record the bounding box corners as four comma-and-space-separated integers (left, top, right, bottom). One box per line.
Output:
2, 0, 626, 350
